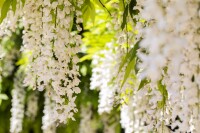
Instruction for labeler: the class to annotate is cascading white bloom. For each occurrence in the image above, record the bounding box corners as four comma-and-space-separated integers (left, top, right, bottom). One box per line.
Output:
101, 114, 119, 133
42, 87, 56, 133
0, 45, 5, 60
79, 105, 96, 133
90, 43, 119, 114
0, 48, 19, 77
166, 1, 200, 132
0, 0, 82, 126
137, 0, 200, 132
25, 92, 39, 120
22, 0, 82, 124
10, 70, 26, 133
0, 0, 22, 37
120, 77, 146, 133
120, 101, 135, 133
22, 0, 43, 89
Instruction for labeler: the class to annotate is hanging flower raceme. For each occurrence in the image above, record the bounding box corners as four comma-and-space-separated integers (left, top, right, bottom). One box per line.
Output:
0, 48, 19, 77
21, 0, 82, 124
0, 0, 22, 37
90, 43, 119, 114
25, 92, 39, 120
42, 87, 56, 133
10, 70, 26, 133
137, 0, 200, 132
79, 105, 97, 133
0, 45, 5, 60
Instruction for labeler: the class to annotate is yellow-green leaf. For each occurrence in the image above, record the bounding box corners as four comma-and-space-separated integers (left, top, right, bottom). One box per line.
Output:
0, 94, 8, 100
0, 0, 11, 24
138, 78, 150, 91
11, 0, 17, 13
121, 58, 135, 88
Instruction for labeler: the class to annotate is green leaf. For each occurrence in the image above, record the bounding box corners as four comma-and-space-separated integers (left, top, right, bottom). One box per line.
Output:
0, 94, 8, 100
121, 5, 128, 30
0, 0, 12, 24
11, 0, 17, 13
128, 0, 139, 23
21, 0, 25, 6
157, 79, 168, 109
129, 0, 137, 12
157, 80, 168, 98
129, 41, 139, 61
121, 58, 135, 88
82, 0, 96, 25
119, 0, 124, 11
93, 0, 111, 16
157, 101, 165, 109
118, 49, 132, 74
50, 9, 56, 25
0, 0, 5, 9
118, 41, 139, 74
128, 0, 139, 20
93, 0, 104, 9
80, 54, 92, 62
138, 78, 150, 91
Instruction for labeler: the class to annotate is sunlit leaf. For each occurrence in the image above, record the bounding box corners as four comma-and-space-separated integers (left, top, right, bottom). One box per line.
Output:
11, 0, 17, 14
119, 0, 124, 11
118, 41, 139, 74
0, 0, 12, 24
80, 54, 93, 62
121, 5, 128, 30
21, 0, 25, 7
138, 78, 150, 91
82, 0, 96, 25
121, 58, 135, 88
0, 94, 8, 100
93, 0, 111, 16
0, 0, 5, 9
157, 79, 168, 109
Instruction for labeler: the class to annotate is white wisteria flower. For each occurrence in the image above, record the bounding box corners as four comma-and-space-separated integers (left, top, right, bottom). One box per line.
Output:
10, 70, 26, 133
22, 0, 82, 124
25, 92, 39, 120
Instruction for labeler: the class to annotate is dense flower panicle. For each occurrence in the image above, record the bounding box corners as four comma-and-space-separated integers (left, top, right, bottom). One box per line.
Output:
0, 48, 19, 77
10, 71, 26, 133
120, 96, 148, 133
22, 0, 82, 124
22, 0, 43, 89
109, 2, 148, 132
120, 101, 135, 133
42, 86, 56, 133
138, 0, 200, 131
0, 0, 22, 37
90, 0, 199, 132
42, 88, 56, 133
90, 43, 119, 114
79, 105, 97, 133
25, 92, 39, 120
90, 0, 138, 113
171, 1, 200, 132
0, 45, 5, 60
101, 114, 119, 133
119, 78, 146, 133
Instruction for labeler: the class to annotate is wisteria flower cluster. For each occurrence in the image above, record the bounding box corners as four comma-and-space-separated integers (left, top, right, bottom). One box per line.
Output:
0, 0, 199, 132
0, 0, 83, 126
10, 70, 26, 133
90, 0, 200, 132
